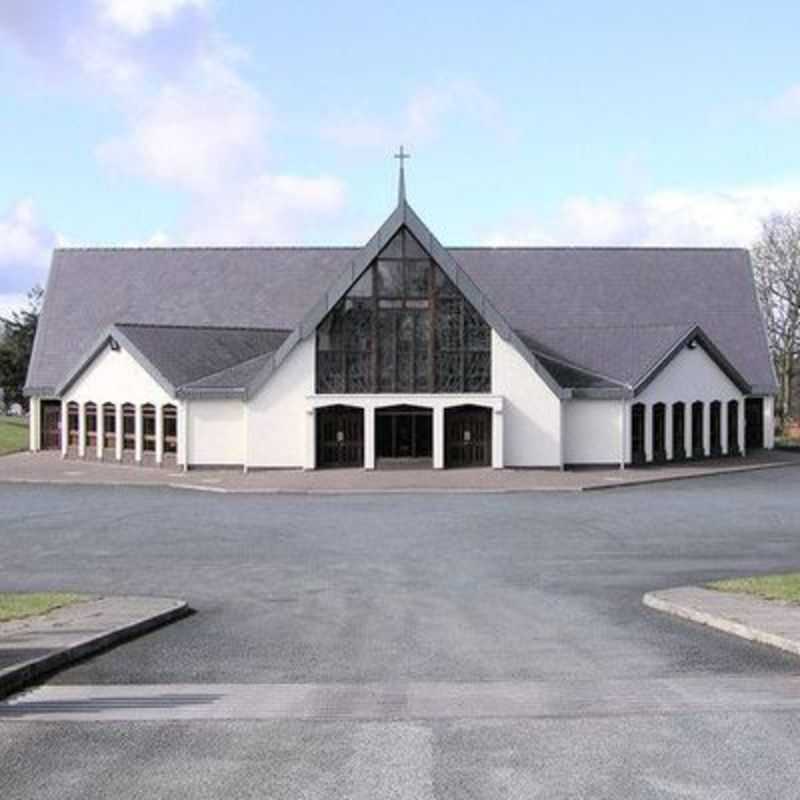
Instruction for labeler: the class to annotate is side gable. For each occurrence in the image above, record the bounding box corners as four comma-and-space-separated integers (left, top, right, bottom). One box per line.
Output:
57, 326, 176, 397
634, 325, 750, 397
246, 200, 569, 400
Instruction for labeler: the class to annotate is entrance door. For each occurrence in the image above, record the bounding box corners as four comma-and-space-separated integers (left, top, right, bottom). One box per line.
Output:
316, 406, 364, 468
445, 405, 491, 468
376, 405, 432, 463
40, 400, 61, 450
745, 398, 764, 450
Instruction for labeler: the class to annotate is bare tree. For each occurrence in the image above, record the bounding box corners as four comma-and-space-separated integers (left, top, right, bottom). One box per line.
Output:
752, 212, 800, 426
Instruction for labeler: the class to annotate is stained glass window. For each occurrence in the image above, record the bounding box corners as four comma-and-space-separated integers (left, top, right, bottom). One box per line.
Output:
316, 228, 491, 394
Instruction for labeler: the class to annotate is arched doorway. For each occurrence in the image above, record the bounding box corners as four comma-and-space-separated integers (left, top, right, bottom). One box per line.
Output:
316, 405, 364, 468
652, 403, 666, 463
727, 400, 740, 455
445, 405, 491, 468
691, 401, 704, 459
631, 403, 645, 465
745, 398, 764, 450
710, 401, 722, 457
672, 402, 685, 461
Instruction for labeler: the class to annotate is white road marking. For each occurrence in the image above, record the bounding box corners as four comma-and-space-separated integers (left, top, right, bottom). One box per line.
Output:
2, 676, 800, 722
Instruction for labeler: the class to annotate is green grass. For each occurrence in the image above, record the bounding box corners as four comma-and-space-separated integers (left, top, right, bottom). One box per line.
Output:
708, 573, 800, 604
0, 593, 87, 623
0, 417, 28, 455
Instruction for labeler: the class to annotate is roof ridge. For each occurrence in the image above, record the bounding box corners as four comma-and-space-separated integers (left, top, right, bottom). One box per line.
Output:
56, 245, 361, 253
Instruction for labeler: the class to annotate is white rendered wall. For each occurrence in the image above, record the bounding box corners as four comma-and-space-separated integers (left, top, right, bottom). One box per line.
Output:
246, 336, 315, 468
491, 332, 562, 467
638, 344, 742, 405
187, 399, 244, 466
564, 400, 622, 464
64, 345, 173, 407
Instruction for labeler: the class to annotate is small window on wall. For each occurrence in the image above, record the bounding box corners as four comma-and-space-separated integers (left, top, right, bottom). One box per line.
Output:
67, 402, 79, 446
122, 404, 136, 451
142, 404, 156, 452
85, 403, 97, 448
103, 403, 116, 450
163, 405, 177, 454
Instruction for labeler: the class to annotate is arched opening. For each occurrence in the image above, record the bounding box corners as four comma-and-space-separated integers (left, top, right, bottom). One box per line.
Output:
67, 402, 80, 448
691, 401, 704, 459
163, 404, 177, 456
102, 402, 116, 453
652, 403, 666, 463
727, 400, 740, 456
142, 404, 156, 453
316, 405, 364, 468
84, 402, 97, 452
745, 397, 764, 450
710, 401, 722, 457
376, 404, 432, 464
671, 402, 685, 461
445, 405, 492, 468
122, 403, 136, 452
631, 403, 646, 465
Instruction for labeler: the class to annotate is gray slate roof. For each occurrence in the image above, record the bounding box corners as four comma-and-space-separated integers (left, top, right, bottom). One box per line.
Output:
115, 324, 289, 389
27, 239, 776, 396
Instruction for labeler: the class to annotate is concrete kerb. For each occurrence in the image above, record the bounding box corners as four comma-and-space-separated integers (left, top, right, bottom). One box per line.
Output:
643, 588, 800, 659
0, 598, 190, 701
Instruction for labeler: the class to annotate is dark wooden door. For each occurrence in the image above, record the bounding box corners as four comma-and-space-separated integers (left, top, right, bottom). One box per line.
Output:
445, 406, 491, 468
745, 398, 764, 450
316, 406, 364, 468
40, 401, 61, 450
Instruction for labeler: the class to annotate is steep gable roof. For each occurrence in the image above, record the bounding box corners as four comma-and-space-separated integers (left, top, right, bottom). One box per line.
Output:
26, 210, 777, 399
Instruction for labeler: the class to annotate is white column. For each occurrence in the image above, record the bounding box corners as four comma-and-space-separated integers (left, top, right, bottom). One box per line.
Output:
96, 406, 104, 459
619, 400, 627, 470
665, 405, 674, 461
115, 405, 123, 461
433, 406, 445, 469
304, 408, 315, 470
644, 404, 653, 463
684, 403, 692, 459
179, 400, 190, 471
29, 397, 40, 452
78, 403, 86, 458
558, 400, 566, 470
702, 402, 710, 457
492, 406, 504, 469
764, 396, 775, 449
155, 404, 164, 466
60, 402, 68, 457
739, 399, 746, 457
134, 404, 143, 463
364, 406, 375, 470
721, 401, 729, 455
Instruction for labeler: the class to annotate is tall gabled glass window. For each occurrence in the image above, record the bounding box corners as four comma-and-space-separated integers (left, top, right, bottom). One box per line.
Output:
316, 228, 491, 394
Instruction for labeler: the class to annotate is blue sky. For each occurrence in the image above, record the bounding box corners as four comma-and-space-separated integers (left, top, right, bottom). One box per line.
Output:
2, 0, 800, 314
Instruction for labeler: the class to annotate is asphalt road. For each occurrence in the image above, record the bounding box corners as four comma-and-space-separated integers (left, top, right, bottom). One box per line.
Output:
1, 470, 800, 798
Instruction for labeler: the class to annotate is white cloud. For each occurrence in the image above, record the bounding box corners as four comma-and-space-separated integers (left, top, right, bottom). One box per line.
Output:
97, 57, 268, 193
766, 85, 800, 120
96, 0, 208, 36
323, 80, 512, 150
482, 183, 800, 247
187, 174, 347, 244
0, 200, 55, 293
0, 293, 31, 321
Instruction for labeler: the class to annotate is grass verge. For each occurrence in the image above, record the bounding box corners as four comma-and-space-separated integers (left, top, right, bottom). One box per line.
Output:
708, 573, 800, 604
0, 593, 87, 623
0, 417, 28, 456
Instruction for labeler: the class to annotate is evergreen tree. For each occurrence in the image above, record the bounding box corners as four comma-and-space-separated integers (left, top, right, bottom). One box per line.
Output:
0, 286, 43, 412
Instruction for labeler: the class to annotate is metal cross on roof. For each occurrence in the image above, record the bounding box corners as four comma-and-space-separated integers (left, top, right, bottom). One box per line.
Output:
394, 145, 410, 204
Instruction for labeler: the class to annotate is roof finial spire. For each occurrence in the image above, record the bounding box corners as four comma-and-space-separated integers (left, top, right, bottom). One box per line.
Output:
394, 145, 410, 204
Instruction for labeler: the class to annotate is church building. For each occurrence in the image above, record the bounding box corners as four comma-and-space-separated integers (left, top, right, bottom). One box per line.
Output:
25, 159, 777, 470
